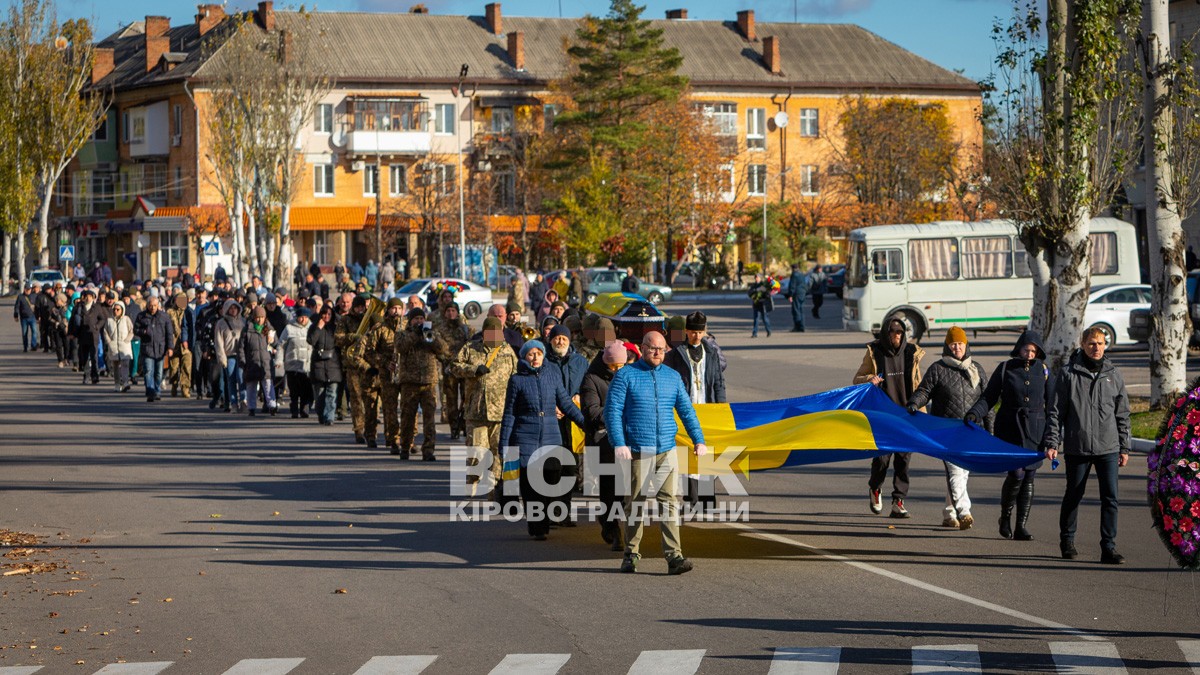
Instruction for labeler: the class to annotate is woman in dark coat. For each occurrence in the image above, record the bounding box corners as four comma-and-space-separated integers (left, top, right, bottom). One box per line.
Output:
967, 331, 1052, 541
307, 303, 343, 426
579, 341, 628, 551
499, 340, 585, 540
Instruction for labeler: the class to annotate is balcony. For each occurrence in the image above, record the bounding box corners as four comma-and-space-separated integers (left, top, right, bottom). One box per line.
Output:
344, 130, 431, 156
472, 131, 530, 162
342, 97, 430, 157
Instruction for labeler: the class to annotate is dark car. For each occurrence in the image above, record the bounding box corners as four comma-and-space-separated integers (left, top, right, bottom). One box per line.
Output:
824, 265, 846, 299
1128, 270, 1200, 344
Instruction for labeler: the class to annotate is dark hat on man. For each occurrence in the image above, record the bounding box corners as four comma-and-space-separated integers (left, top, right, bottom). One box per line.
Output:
442, 301, 460, 314
482, 316, 503, 331
352, 294, 368, 308
506, 300, 522, 314
549, 324, 572, 342
666, 315, 686, 331
387, 297, 404, 308
685, 311, 707, 332
295, 307, 313, 319
406, 307, 427, 320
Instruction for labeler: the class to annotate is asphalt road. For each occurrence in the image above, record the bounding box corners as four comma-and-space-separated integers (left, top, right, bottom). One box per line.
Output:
2, 295, 1199, 674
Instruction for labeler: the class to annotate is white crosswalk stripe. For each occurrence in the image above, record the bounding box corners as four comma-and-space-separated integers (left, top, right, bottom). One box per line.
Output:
768, 647, 841, 674
487, 653, 571, 675
1049, 642, 1128, 675
351, 655, 438, 675
93, 664, 175, 675
627, 649, 706, 675
911, 644, 981, 674
1178, 640, 1200, 673
221, 658, 306, 675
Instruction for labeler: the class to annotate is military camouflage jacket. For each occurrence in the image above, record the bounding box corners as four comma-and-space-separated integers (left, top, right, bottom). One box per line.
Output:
335, 311, 376, 372
367, 315, 402, 378
448, 339, 518, 423
433, 318, 470, 365
394, 326, 449, 385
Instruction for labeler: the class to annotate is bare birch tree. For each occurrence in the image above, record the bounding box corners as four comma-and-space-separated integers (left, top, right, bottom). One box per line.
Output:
987, 0, 1142, 368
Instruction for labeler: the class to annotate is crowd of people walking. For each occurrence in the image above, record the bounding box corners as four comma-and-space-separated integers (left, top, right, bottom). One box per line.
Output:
12, 259, 1131, 570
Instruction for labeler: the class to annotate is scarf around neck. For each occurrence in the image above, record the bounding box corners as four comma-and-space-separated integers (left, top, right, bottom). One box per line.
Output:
941, 354, 980, 389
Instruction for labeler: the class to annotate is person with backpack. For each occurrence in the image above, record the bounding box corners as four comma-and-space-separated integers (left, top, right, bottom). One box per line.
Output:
809, 264, 828, 320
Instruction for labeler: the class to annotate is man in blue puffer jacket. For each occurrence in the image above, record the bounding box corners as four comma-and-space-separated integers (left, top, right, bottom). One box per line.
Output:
605, 331, 707, 575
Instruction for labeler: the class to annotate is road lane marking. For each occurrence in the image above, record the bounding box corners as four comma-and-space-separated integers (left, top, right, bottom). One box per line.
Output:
488, 653, 571, 675
93, 664, 175, 675
352, 655, 438, 674
1049, 642, 1127, 674
220, 658, 305, 675
627, 649, 706, 675
725, 522, 1100, 641
1177, 640, 1200, 673
768, 647, 841, 674
0, 668, 43, 675
912, 644, 981, 674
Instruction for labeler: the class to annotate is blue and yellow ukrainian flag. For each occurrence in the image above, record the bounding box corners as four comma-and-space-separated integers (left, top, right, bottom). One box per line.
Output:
675, 383, 1042, 476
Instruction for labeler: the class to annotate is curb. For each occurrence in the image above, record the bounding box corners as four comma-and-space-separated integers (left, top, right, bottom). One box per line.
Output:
1132, 437, 1156, 454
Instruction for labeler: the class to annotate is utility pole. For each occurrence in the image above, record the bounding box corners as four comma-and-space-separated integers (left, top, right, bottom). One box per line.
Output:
457, 64, 469, 280
374, 101, 382, 265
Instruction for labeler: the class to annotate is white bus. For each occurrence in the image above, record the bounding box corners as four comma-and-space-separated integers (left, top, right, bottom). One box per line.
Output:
841, 217, 1140, 342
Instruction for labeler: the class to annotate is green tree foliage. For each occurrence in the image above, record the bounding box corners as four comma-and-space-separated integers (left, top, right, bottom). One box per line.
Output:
834, 97, 958, 226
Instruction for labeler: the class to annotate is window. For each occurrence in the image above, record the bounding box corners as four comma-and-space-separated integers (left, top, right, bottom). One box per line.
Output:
159, 231, 185, 270
174, 166, 183, 199
748, 164, 766, 196
435, 103, 455, 135
543, 104, 560, 132
847, 240, 868, 287
315, 103, 333, 133
54, 175, 65, 207
1089, 231, 1118, 275
746, 108, 766, 150
961, 236, 1013, 279
313, 231, 329, 265
908, 238, 960, 281
142, 164, 168, 200
700, 102, 737, 136
314, 164, 334, 196
872, 248, 903, 282
432, 163, 455, 195
493, 170, 515, 211
131, 115, 145, 144
389, 165, 407, 196
1098, 287, 1141, 304
363, 164, 378, 197
173, 104, 182, 137
719, 163, 734, 200
491, 107, 514, 133
93, 116, 108, 142
122, 112, 129, 144
799, 165, 819, 195
799, 108, 819, 137
1013, 247, 1033, 277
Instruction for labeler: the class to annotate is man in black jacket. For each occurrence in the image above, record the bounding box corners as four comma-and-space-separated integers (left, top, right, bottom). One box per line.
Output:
135, 296, 175, 402
13, 284, 38, 352
664, 311, 727, 510
35, 284, 55, 353
1043, 327, 1131, 564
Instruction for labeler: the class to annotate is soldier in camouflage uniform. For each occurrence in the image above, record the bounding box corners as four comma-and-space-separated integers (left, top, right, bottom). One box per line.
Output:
394, 307, 448, 460
167, 292, 194, 398
335, 295, 380, 447
434, 302, 471, 440
368, 298, 405, 450
448, 316, 518, 496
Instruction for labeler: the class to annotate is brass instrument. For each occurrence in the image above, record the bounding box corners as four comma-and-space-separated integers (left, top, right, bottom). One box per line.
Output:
353, 297, 386, 338
520, 324, 539, 341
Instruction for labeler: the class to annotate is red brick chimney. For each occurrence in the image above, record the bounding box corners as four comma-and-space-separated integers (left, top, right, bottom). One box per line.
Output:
92, 47, 114, 84
666, 9, 687, 19
195, 4, 226, 37
763, 35, 780, 74
485, 3, 502, 35
737, 9, 755, 41
507, 31, 525, 70
144, 15, 170, 37
146, 34, 169, 72
257, 1, 275, 31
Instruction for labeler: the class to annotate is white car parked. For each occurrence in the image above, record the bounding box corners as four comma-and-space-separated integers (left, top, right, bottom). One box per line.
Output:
1083, 283, 1151, 346
394, 277, 494, 320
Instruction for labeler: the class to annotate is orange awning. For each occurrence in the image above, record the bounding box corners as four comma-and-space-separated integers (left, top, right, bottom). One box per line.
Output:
288, 206, 369, 231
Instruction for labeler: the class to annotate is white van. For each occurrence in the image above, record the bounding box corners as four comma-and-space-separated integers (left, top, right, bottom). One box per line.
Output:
842, 217, 1140, 342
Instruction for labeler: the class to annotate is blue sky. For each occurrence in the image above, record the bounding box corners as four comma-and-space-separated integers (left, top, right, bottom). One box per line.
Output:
60, 0, 1012, 82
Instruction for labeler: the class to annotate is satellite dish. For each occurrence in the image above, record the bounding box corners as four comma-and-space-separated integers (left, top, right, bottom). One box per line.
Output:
774, 111, 789, 128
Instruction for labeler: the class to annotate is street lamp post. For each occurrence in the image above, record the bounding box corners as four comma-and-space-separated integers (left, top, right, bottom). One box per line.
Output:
457, 64, 469, 280
374, 101, 382, 266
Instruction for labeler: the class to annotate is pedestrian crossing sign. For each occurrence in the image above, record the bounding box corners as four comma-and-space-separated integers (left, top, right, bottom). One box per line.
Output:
58, 245, 75, 261
203, 240, 221, 256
